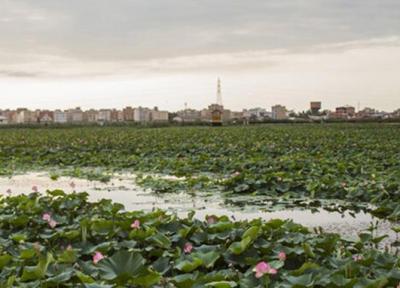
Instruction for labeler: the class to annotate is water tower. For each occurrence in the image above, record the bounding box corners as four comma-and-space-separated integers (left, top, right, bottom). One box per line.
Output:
310, 101, 322, 115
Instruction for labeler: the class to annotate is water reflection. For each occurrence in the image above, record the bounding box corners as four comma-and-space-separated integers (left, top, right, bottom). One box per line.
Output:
0, 172, 396, 244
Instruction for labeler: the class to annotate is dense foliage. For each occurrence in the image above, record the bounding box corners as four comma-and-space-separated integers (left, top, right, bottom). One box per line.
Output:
0, 124, 399, 219
1, 191, 400, 287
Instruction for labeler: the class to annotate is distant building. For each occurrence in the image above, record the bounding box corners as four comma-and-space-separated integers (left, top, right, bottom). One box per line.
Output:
0, 115, 8, 125
177, 109, 202, 122
336, 106, 355, 116
329, 106, 356, 119
357, 107, 377, 119
15, 108, 26, 124
110, 109, 122, 122
98, 109, 112, 122
134, 107, 152, 123
230, 111, 244, 121
243, 108, 269, 121
122, 106, 134, 121
393, 109, 400, 118
67, 107, 84, 123
209, 104, 223, 126
117, 110, 124, 122
151, 107, 169, 122
310, 102, 322, 115
271, 105, 288, 120
16, 108, 36, 124
222, 109, 232, 122
84, 109, 99, 123
38, 111, 54, 124
54, 110, 68, 123
0, 110, 15, 124
200, 109, 211, 122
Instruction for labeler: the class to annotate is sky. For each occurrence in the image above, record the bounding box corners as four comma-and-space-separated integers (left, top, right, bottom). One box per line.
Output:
0, 0, 399, 112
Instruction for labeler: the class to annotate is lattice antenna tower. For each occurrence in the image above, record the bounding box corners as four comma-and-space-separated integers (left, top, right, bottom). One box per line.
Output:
217, 78, 223, 106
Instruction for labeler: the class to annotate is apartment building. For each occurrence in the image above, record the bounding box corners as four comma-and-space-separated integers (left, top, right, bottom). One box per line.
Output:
151, 108, 169, 122
134, 107, 152, 123
329, 106, 356, 119
177, 109, 202, 122
84, 109, 99, 123
38, 111, 54, 124
271, 105, 288, 120
98, 109, 112, 122
66, 107, 84, 123
54, 110, 68, 123
0, 115, 8, 124
122, 106, 135, 121
16, 108, 37, 124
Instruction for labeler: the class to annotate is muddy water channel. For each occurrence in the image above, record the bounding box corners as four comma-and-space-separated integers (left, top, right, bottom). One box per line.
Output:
0, 172, 397, 245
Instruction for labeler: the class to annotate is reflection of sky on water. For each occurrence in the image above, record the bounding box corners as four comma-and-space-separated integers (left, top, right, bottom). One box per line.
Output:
0, 172, 396, 244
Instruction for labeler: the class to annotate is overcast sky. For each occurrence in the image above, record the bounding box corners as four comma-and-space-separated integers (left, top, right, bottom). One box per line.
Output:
0, 0, 399, 111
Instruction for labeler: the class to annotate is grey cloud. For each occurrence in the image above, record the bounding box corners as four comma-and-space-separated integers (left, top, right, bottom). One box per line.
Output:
0, 36, 399, 79
0, 70, 41, 78
0, 0, 399, 64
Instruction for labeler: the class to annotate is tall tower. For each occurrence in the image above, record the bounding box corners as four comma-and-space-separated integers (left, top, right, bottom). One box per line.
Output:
217, 78, 223, 106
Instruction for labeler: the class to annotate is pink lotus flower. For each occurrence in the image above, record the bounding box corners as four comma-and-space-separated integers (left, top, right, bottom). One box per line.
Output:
42, 213, 52, 222
70, 181, 76, 189
278, 251, 286, 261
66, 245, 73, 251
206, 215, 217, 225
352, 255, 363, 262
232, 171, 241, 177
93, 251, 105, 264
32, 186, 38, 192
48, 219, 57, 229
130, 220, 140, 229
184, 242, 193, 254
254, 261, 277, 278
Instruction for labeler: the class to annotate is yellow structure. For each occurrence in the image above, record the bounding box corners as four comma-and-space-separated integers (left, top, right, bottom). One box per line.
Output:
209, 104, 223, 126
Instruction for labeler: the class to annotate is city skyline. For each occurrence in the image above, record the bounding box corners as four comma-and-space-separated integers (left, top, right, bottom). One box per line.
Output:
1, 1, 400, 111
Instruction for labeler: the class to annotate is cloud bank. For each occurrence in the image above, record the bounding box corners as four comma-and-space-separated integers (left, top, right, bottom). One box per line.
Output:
0, 0, 399, 111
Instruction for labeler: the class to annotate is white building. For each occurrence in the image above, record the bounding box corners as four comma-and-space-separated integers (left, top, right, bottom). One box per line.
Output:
67, 107, 84, 123
151, 109, 169, 122
16, 109, 36, 124
84, 109, 99, 123
134, 107, 152, 123
54, 110, 68, 123
177, 109, 202, 122
0, 116, 8, 125
200, 109, 211, 122
243, 108, 269, 121
98, 109, 112, 122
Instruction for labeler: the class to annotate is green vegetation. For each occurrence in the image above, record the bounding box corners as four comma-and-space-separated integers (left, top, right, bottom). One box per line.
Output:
0, 124, 399, 218
1, 124, 400, 286
1, 191, 400, 287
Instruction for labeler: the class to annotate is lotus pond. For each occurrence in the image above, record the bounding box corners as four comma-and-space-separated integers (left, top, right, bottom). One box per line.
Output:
0, 173, 396, 245
1, 191, 400, 287
0, 124, 400, 219
1, 124, 400, 286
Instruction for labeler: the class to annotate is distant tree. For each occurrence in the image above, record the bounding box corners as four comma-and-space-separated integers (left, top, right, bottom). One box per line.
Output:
168, 112, 177, 122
